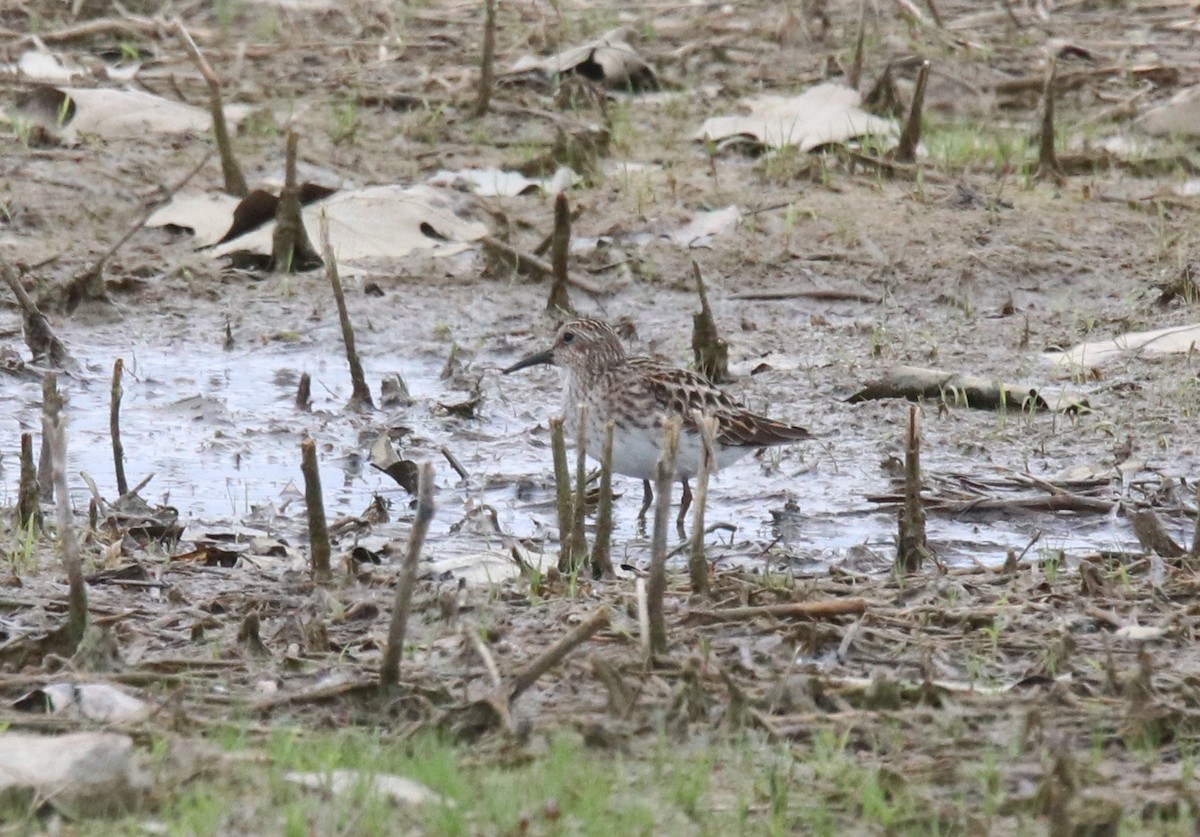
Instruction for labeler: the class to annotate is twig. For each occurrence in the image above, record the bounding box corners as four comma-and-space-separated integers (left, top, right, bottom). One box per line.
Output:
439, 446, 470, 482
648, 417, 681, 656
319, 210, 373, 411
300, 437, 332, 584
43, 373, 87, 648
569, 403, 589, 571
381, 462, 436, 695
547, 192, 573, 313
37, 377, 57, 501
2, 260, 73, 369
590, 420, 616, 578
175, 19, 247, 197
73, 151, 213, 305
474, 0, 496, 117
689, 599, 868, 623
479, 235, 608, 296
895, 404, 929, 573
688, 412, 717, 596
16, 14, 180, 47
110, 358, 128, 497
508, 606, 610, 702
924, 0, 944, 27
893, 60, 929, 164
550, 418, 574, 571
464, 623, 502, 688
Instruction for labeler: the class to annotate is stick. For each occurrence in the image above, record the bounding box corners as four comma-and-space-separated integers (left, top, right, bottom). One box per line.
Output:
474, 0, 496, 117
74, 151, 213, 300
648, 417, 681, 656
2, 260, 73, 369
894, 60, 929, 164
320, 210, 374, 411
175, 19, 247, 197
464, 623, 502, 688
43, 373, 87, 647
590, 420, 616, 578
550, 418, 573, 571
380, 463, 436, 694
479, 235, 608, 296
110, 358, 128, 497
895, 404, 928, 573
508, 606, 609, 702
690, 599, 868, 622
689, 413, 717, 596
440, 446, 470, 482
569, 403, 589, 571
636, 577, 650, 658
300, 437, 332, 583
547, 192, 573, 313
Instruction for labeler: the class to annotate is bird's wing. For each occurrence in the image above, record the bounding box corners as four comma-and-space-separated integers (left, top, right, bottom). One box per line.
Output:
624, 358, 810, 447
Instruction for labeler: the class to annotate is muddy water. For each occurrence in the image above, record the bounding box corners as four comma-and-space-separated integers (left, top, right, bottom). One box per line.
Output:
0, 303, 1148, 571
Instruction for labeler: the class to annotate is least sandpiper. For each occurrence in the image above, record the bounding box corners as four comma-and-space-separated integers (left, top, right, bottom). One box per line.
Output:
503, 318, 810, 524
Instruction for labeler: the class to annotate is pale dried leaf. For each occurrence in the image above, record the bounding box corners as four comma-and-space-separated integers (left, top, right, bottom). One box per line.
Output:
696, 83, 899, 151
146, 192, 242, 246
212, 184, 488, 262
1048, 323, 1200, 369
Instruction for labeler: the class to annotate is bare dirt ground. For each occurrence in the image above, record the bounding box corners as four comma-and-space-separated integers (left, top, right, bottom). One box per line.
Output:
3, 0, 1200, 833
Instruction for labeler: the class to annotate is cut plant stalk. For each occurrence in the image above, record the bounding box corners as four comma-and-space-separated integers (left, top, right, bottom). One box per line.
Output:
547, 192, 573, 314
319, 210, 374, 411
848, 0, 867, 90
110, 358, 127, 497
300, 437, 332, 584
43, 372, 87, 648
1192, 482, 1200, 560
380, 462, 436, 694
549, 417, 574, 572
590, 420, 616, 578
691, 261, 729, 384
273, 129, 321, 272
648, 416, 681, 656
295, 372, 312, 411
474, 0, 496, 118
2, 260, 73, 369
17, 433, 41, 531
893, 60, 929, 164
176, 19, 247, 197
1036, 58, 1065, 183
569, 403, 589, 571
895, 404, 929, 573
688, 412, 718, 596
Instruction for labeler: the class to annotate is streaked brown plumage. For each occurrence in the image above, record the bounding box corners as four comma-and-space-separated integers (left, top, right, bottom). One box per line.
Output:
503, 318, 810, 523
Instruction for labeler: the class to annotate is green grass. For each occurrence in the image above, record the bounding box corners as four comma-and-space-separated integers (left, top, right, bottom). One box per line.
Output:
45, 722, 1019, 836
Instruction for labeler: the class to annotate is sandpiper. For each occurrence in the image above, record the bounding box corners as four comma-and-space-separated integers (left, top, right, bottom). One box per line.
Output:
503, 318, 810, 525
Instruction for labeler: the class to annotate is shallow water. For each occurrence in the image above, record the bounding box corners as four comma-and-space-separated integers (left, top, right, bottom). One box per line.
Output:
0, 313, 1149, 570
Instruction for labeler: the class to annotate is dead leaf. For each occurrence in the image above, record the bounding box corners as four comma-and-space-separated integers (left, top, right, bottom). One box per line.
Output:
696, 83, 899, 152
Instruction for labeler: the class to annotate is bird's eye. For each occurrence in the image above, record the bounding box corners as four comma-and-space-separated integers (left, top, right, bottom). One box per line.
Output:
561, 331, 575, 344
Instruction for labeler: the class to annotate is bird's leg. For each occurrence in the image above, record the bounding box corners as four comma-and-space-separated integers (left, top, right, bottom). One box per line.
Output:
677, 479, 693, 528
638, 479, 654, 521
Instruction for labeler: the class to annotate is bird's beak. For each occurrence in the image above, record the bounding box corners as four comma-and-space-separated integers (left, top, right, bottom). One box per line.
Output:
502, 348, 555, 374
